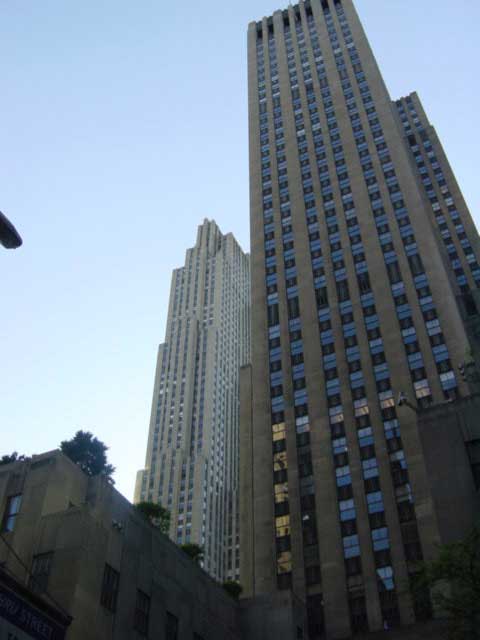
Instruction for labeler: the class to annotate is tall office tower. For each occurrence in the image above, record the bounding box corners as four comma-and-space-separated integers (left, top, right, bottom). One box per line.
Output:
241, 1, 480, 638
394, 92, 480, 362
136, 219, 250, 582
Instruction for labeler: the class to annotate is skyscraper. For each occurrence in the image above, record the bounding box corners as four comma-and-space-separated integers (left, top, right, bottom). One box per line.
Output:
241, 1, 479, 638
136, 219, 250, 582
394, 91, 480, 363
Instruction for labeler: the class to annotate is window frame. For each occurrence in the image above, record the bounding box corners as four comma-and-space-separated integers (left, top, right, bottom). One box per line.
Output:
100, 563, 120, 612
134, 589, 151, 636
2, 494, 22, 533
166, 611, 179, 640
29, 551, 54, 593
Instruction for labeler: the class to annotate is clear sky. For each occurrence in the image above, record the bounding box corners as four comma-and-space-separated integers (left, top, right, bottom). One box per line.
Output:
1, 0, 479, 500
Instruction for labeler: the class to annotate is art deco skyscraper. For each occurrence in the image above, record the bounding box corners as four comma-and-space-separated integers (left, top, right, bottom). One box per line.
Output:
241, 1, 480, 638
136, 219, 250, 582
394, 92, 480, 362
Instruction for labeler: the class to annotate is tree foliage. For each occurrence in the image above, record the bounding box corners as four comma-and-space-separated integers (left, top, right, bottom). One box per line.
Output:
60, 431, 115, 482
135, 501, 171, 535
222, 581, 243, 600
0, 452, 27, 466
0, 452, 19, 465
180, 543, 204, 564
412, 527, 480, 640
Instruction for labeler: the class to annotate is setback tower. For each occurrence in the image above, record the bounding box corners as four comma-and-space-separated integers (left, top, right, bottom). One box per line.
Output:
136, 219, 250, 582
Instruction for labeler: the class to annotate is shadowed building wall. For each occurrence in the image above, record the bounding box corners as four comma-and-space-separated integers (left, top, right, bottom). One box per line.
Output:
0, 452, 306, 640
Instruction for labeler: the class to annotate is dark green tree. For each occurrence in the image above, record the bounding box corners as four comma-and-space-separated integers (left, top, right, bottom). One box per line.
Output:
135, 501, 170, 535
180, 543, 204, 564
222, 581, 243, 600
60, 431, 115, 482
0, 452, 20, 465
0, 452, 29, 465
412, 527, 480, 640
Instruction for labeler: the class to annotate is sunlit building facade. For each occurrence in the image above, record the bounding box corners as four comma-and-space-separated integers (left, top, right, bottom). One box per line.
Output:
136, 219, 250, 582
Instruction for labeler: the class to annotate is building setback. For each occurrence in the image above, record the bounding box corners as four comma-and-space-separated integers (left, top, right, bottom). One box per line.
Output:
394, 92, 480, 299
241, 1, 480, 639
135, 219, 250, 582
394, 91, 480, 365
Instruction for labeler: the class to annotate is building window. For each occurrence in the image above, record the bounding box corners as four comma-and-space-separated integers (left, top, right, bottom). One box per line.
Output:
315, 287, 328, 308
134, 590, 150, 635
100, 564, 120, 612
288, 296, 300, 319
349, 595, 368, 632
307, 594, 325, 638
408, 254, 424, 276
379, 590, 401, 628
268, 303, 279, 327
357, 272, 371, 293
2, 494, 22, 533
336, 279, 350, 302
166, 612, 178, 640
305, 564, 321, 586
29, 552, 53, 593
277, 572, 292, 590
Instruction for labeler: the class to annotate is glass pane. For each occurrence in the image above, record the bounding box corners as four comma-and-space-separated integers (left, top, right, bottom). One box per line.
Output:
5, 516, 15, 532
10, 495, 22, 515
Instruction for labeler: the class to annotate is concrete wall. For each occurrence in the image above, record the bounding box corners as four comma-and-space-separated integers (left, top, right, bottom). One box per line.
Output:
355, 620, 447, 640
0, 451, 306, 640
418, 395, 480, 544
240, 592, 308, 640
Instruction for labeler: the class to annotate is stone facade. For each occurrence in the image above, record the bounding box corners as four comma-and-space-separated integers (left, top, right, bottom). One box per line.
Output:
135, 219, 250, 582
0, 451, 306, 640
0, 565, 71, 640
242, 0, 480, 638
417, 393, 480, 544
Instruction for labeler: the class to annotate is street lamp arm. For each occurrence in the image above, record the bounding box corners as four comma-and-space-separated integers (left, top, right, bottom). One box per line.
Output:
0, 211, 22, 249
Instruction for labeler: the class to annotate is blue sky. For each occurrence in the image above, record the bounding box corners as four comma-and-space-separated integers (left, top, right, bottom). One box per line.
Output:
1, 0, 479, 499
